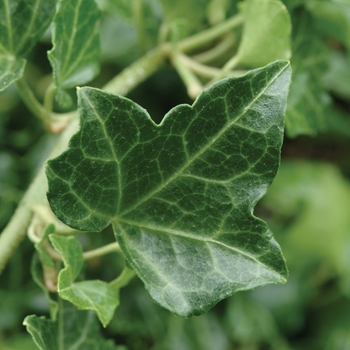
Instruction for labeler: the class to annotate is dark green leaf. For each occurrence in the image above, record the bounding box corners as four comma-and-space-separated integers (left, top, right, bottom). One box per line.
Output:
48, 0, 101, 92
0, 0, 56, 91
236, 0, 291, 68
49, 234, 119, 327
24, 302, 118, 350
46, 60, 291, 317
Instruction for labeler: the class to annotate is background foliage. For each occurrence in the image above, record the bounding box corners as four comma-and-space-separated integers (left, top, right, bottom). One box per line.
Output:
1, 0, 350, 349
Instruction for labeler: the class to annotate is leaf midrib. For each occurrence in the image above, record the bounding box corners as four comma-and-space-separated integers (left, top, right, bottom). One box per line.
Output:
118, 62, 289, 217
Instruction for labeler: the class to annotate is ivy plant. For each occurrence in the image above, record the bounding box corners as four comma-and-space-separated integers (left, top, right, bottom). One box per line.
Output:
1, 0, 349, 348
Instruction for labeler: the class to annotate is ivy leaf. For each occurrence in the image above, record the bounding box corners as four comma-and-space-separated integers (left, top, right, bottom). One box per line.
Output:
48, 0, 101, 100
0, 0, 56, 91
236, 0, 291, 67
23, 301, 118, 350
46, 60, 291, 317
49, 234, 119, 327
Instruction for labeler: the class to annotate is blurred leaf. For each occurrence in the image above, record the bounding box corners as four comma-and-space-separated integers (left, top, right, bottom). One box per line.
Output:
46, 61, 291, 317
225, 293, 281, 344
48, 0, 101, 95
24, 301, 118, 350
236, 0, 291, 67
323, 51, 350, 100
49, 234, 119, 327
164, 313, 229, 350
0, 0, 56, 91
160, 0, 211, 33
285, 10, 331, 137
306, 0, 350, 49
100, 15, 137, 64
262, 161, 350, 292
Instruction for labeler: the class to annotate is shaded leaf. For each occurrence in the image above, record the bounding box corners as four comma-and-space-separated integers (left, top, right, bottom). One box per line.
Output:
24, 301, 118, 350
49, 234, 119, 327
46, 60, 291, 317
0, 0, 56, 91
48, 0, 101, 93
237, 0, 291, 67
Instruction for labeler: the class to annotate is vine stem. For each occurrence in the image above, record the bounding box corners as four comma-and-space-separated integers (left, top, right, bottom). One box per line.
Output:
0, 13, 244, 274
171, 51, 202, 99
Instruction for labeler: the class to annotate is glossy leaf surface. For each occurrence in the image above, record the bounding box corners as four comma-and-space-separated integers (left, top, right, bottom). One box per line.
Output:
24, 302, 118, 350
49, 234, 119, 327
0, 0, 56, 91
237, 0, 291, 67
47, 60, 291, 317
48, 0, 101, 92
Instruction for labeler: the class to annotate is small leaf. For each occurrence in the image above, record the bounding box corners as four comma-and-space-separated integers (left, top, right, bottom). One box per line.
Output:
24, 315, 57, 350
49, 234, 119, 327
48, 0, 101, 92
0, 57, 25, 91
160, 0, 211, 33
47, 60, 291, 317
0, 0, 56, 91
236, 0, 291, 67
24, 301, 118, 350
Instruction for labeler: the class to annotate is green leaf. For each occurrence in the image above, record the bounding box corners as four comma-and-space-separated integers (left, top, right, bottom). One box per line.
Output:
160, 0, 211, 33
24, 301, 118, 350
285, 11, 331, 137
0, 0, 56, 91
48, 0, 101, 93
323, 51, 350, 100
24, 315, 57, 350
46, 60, 291, 317
0, 57, 25, 91
49, 234, 119, 327
306, 0, 350, 50
236, 0, 291, 67
262, 160, 350, 294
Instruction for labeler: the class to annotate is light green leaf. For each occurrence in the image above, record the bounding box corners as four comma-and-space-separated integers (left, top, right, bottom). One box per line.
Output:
160, 0, 211, 33
24, 301, 118, 350
323, 51, 350, 100
306, 0, 350, 50
262, 161, 350, 294
236, 0, 291, 67
48, 0, 101, 93
49, 234, 119, 327
46, 60, 291, 317
0, 57, 25, 91
0, 0, 56, 91
284, 11, 331, 137
285, 69, 330, 137
24, 315, 57, 350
